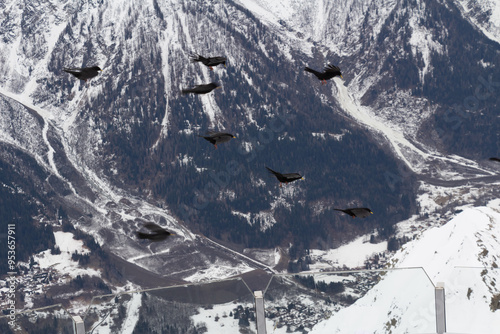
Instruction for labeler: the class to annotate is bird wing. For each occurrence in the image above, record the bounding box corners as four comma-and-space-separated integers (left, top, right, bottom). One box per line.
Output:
63, 68, 85, 78
283, 172, 301, 177
205, 130, 221, 137
63, 68, 84, 73
196, 83, 219, 92
345, 208, 372, 218
182, 84, 207, 94
189, 54, 207, 63
324, 65, 340, 73
304, 67, 321, 76
136, 231, 153, 239
143, 222, 166, 234
354, 210, 371, 218
207, 56, 226, 65
334, 208, 355, 217
213, 134, 234, 143
209, 56, 226, 62
282, 173, 302, 180
198, 135, 216, 145
266, 167, 282, 177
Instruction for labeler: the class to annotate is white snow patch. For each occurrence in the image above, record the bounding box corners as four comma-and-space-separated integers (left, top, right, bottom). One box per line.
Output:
183, 260, 254, 283
119, 293, 142, 334
34, 232, 100, 279
192, 301, 257, 334
408, 3, 444, 83
310, 267, 436, 333
312, 131, 346, 141
53, 231, 89, 254
232, 210, 278, 232
176, 154, 193, 167
241, 141, 253, 152
218, 189, 236, 201
312, 132, 326, 139
454, 0, 500, 44
310, 235, 388, 269
243, 248, 281, 267
335, 79, 429, 172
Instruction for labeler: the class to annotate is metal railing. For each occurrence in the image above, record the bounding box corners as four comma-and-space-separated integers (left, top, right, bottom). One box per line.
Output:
2, 267, 497, 333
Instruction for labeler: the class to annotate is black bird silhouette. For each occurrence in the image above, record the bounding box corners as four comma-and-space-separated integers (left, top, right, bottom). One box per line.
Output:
266, 167, 303, 187
182, 82, 221, 95
63, 66, 102, 82
136, 223, 174, 242
334, 208, 373, 218
489, 157, 500, 162
190, 54, 227, 70
199, 131, 235, 149
304, 64, 342, 85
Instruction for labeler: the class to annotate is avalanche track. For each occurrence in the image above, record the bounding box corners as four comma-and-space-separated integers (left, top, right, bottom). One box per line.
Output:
333, 79, 497, 181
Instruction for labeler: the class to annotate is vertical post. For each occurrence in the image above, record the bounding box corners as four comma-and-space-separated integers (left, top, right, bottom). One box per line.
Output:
435, 282, 446, 334
73, 315, 85, 334
254, 290, 267, 334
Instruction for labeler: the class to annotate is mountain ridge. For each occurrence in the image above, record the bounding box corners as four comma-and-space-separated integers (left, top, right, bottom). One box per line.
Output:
310, 200, 500, 333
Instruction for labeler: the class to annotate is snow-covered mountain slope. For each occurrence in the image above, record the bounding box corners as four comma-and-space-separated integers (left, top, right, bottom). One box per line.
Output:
310, 200, 500, 333
0, 91, 266, 284
236, 0, 500, 176
454, 0, 500, 44
0, 0, 499, 309
1, 0, 311, 282
0, 0, 420, 258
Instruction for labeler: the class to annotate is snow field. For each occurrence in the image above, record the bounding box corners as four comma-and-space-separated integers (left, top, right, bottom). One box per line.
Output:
183, 260, 254, 283
34, 231, 100, 279
309, 201, 500, 333
191, 301, 257, 334
309, 235, 388, 269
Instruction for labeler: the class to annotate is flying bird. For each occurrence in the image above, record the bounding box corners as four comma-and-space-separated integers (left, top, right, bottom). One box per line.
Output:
489, 157, 500, 162
266, 167, 303, 187
304, 64, 342, 85
334, 208, 373, 218
182, 82, 221, 95
199, 131, 235, 149
190, 54, 227, 70
136, 223, 174, 242
63, 66, 102, 82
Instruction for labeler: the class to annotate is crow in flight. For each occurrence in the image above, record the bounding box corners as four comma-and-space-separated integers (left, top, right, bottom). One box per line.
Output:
190, 54, 227, 70
199, 131, 236, 149
304, 64, 342, 85
266, 167, 303, 187
63, 66, 102, 82
334, 208, 373, 218
136, 223, 174, 242
182, 82, 221, 95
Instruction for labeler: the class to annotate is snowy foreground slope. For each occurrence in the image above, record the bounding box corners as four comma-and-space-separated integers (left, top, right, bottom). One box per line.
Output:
310, 200, 500, 333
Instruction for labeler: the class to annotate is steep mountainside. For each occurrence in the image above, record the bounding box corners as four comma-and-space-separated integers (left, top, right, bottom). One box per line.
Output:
0, 0, 498, 285
237, 0, 500, 159
453, 0, 500, 44
310, 201, 500, 333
